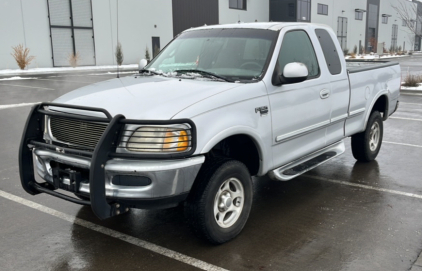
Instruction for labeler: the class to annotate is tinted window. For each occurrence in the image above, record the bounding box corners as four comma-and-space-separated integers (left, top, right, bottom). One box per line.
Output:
315, 29, 342, 75
277, 30, 320, 78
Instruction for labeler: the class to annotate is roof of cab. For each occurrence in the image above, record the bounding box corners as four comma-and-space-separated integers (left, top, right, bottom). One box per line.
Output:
182, 22, 306, 32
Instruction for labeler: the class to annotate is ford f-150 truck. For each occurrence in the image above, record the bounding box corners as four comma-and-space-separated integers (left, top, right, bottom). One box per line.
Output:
19, 22, 400, 244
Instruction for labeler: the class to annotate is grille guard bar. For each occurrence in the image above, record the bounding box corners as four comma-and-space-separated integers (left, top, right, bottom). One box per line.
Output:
19, 102, 197, 220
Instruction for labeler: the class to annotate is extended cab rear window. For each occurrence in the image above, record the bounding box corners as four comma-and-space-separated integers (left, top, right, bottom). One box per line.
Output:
315, 29, 342, 75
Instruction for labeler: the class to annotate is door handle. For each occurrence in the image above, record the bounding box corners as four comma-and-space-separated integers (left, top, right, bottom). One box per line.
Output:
320, 89, 330, 99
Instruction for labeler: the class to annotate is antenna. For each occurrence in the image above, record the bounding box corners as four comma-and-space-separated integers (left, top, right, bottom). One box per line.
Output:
116, 0, 119, 78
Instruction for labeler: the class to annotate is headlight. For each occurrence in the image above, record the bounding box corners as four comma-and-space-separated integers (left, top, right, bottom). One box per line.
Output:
126, 125, 191, 153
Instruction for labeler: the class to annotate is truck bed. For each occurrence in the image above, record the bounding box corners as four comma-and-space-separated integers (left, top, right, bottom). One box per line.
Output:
346, 60, 399, 74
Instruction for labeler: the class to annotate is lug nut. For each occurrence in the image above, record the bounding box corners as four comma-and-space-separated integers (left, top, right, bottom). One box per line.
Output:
116, 204, 120, 208
116, 210, 120, 215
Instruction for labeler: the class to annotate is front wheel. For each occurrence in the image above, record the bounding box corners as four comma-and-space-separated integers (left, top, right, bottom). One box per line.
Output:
351, 110, 383, 162
185, 159, 253, 244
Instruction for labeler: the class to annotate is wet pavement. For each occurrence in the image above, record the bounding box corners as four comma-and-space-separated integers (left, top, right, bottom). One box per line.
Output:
1, 65, 422, 271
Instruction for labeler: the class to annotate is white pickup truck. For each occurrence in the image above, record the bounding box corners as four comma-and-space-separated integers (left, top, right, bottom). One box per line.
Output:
19, 22, 400, 244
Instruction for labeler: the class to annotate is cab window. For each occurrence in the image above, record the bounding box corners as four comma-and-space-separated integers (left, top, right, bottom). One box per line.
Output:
277, 30, 320, 78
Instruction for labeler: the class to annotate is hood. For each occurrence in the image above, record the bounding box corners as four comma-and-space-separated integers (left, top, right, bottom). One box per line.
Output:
53, 75, 240, 120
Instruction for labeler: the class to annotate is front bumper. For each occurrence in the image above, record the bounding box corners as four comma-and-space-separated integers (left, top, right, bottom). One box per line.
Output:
34, 148, 204, 200
19, 102, 199, 220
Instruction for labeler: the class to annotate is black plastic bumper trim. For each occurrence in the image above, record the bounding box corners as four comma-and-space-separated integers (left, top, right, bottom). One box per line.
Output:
31, 182, 90, 206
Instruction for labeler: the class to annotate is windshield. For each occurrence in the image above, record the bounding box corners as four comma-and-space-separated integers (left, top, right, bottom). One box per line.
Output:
146, 28, 278, 82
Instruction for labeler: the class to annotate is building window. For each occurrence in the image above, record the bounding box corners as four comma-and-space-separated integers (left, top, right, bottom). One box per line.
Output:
382, 16, 388, 24
355, 11, 363, 20
403, 19, 407, 26
317, 4, 328, 15
229, 0, 246, 10
47, 0, 96, 67
297, 0, 311, 22
391, 24, 398, 50
337, 17, 348, 50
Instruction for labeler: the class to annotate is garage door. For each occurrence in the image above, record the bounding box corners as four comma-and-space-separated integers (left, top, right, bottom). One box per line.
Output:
47, 0, 96, 67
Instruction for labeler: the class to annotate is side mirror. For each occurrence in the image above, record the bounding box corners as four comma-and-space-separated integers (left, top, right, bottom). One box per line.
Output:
272, 62, 309, 86
139, 59, 148, 71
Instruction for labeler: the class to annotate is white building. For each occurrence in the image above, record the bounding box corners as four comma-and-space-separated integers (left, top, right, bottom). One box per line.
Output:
0, 0, 420, 70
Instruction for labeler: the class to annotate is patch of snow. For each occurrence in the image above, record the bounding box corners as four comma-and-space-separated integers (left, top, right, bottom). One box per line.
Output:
345, 54, 408, 60
0, 64, 138, 76
0, 76, 38, 81
401, 84, 422, 91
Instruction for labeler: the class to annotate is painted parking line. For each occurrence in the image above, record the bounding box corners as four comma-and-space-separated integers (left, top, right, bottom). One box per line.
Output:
400, 92, 422, 96
0, 190, 228, 271
390, 116, 422, 122
383, 141, 422, 148
304, 175, 422, 200
400, 102, 422, 106
0, 83, 54, 90
0, 102, 39, 110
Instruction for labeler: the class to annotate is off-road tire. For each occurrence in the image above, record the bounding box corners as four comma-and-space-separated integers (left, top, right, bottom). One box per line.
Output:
351, 110, 383, 162
185, 158, 253, 244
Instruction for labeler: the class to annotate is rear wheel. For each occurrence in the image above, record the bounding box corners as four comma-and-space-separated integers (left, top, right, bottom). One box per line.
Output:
185, 158, 253, 244
351, 110, 383, 162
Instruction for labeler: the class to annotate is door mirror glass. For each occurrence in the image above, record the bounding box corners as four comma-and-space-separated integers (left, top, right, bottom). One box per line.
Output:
139, 59, 148, 71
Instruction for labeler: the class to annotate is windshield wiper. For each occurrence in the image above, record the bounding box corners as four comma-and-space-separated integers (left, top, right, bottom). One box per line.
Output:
175, 69, 233, 82
139, 69, 163, 76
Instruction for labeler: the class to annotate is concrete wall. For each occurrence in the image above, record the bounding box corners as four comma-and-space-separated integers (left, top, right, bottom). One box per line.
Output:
378, 0, 417, 52
218, 0, 269, 24
0, 0, 51, 70
92, 0, 173, 66
310, 0, 367, 52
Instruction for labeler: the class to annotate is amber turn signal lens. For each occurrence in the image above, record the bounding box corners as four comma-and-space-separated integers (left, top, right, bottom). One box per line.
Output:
163, 130, 189, 151
177, 130, 189, 151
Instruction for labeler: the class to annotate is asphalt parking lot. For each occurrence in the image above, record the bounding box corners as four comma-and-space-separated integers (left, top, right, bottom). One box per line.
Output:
1, 57, 422, 271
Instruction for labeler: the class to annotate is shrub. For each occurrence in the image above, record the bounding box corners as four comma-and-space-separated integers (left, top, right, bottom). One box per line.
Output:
115, 42, 124, 65
67, 52, 80, 68
353, 45, 358, 54
343, 48, 349, 56
350, 53, 356, 59
402, 74, 422, 87
145, 46, 151, 60
11, 44, 35, 70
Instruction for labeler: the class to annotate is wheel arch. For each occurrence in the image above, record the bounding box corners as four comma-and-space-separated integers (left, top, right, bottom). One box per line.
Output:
201, 128, 266, 176
364, 93, 389, 129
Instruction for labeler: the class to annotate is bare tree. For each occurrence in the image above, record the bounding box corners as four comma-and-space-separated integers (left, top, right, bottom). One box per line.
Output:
391, 0, 421, 37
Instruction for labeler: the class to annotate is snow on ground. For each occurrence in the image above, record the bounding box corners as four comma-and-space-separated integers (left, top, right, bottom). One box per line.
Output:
401, 84, 422, 91
0, 64, 138, 76
345, 54, 408, 60
0, 76, 38, 81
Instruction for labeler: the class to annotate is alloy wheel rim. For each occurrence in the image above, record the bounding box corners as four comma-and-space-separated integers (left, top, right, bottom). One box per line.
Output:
213, 177, 245, 228
369, 122, 380, 151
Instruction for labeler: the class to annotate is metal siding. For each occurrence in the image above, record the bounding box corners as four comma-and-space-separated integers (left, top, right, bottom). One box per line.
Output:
172, 0, 219, 37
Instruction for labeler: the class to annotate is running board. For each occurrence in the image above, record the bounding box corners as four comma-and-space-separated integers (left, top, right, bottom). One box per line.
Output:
269, 140, 345, 181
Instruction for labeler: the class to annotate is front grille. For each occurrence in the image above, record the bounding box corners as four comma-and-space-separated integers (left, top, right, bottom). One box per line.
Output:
50, 116, 108, 149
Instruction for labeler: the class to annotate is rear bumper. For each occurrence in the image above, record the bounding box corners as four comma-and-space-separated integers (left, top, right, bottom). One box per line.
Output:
34, 148, 204, 200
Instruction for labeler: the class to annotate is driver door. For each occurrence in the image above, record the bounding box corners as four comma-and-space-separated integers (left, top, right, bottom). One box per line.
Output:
267, 28, 332, 168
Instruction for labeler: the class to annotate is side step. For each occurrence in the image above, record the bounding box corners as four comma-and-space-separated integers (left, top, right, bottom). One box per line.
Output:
269, 140, 345, 181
